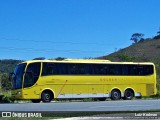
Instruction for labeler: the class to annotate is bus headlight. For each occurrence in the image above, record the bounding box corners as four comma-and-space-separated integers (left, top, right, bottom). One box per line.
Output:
17, 91, 21, 95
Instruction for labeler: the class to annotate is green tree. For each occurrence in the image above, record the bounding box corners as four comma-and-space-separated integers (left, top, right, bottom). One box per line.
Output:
1, 73, 11, 91
157, 27, 160, 35
55, 57, 66, 60
130, 33, 144, 43
153, 28, 160, 39
0, 59, 22, 73
154, 28, 160, 39
33, 57, 45, 60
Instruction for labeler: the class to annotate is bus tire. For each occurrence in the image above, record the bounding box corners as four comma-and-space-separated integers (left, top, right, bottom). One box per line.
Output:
124, 89, 134, 100
111, 89, 121, 100
98, 98, 106, 101
41, 90, 53, 103
31, 99, 41, 103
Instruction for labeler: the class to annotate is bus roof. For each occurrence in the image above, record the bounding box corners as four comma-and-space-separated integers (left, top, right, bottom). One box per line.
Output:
21, 59, 155, 65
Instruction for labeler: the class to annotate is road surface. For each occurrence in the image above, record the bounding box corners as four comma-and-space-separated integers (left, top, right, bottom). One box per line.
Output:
0, 99, 160, 112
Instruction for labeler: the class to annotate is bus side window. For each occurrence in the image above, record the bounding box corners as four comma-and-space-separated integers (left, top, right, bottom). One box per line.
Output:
84, 64, 90, 75
26, 62, 41, 77
108, 65, 121, 75
56, 63, 66, 75
129, 65, 137, 75
42, 63, 47, 75
85, 64, 93, 75
77, 64, 85, 74
101, 66, 108, 75
68, 64, 75, 74
66, 64, 78, 75
122, 65, 129, 75
137, 66, 144, 75
144, 65, 153, 75
94, 64, 100, 75
47, 63, 58, 75
42, 63, 58, 75
92, 64, 103, 75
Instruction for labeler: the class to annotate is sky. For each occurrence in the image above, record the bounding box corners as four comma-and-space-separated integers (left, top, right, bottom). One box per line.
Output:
0, 0, 160, 60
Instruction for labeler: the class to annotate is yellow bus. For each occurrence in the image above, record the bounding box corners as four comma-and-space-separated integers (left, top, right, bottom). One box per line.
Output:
11, 59, 157, 103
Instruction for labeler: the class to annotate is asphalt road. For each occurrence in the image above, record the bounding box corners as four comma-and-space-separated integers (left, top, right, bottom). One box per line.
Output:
0, 99, 160, 112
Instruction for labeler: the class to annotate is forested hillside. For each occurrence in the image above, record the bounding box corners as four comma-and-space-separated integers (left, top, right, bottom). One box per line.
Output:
0, 60, 22, 73
0, 60, 22, 91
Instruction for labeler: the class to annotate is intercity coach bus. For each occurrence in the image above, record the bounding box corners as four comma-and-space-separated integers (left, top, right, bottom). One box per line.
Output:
10, 59, 157, 103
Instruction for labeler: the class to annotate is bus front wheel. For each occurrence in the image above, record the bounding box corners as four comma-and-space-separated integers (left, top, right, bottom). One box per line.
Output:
41, 90, 53, 103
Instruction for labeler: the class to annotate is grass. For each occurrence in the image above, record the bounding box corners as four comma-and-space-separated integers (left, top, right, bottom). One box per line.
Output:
0, 90, 13, 103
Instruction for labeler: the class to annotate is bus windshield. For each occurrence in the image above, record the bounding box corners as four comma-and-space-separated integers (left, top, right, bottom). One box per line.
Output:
12, 63, 26, 89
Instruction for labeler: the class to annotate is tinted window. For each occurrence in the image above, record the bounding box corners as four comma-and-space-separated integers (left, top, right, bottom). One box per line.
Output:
68, 64, 86, 74
128, 65, 138, 75
24, 62, 41, 88
144, 65, 154, 75
108, 65, 122, 75
123, 65, 154, 76
42, 62, 154, 76
42, 63, 60, 75
42, 63, 86, 75
91, 64, 108, 75
121, 65, 129, 75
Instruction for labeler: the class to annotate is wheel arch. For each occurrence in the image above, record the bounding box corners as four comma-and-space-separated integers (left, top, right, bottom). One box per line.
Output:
110, 87, 122, 97
124, 87, 135, 97
40, 88, 55, 99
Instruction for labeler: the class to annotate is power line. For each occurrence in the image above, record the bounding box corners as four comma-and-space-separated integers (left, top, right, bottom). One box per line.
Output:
1, 37, 103, 45
0, 37, 125, 46
0, 46, 113, 54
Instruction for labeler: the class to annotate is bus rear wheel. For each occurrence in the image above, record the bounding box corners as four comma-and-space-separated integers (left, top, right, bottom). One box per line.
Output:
111, 89, 121, 100
41, 91, 53, 103
31, 99, 41, 103
124, 89, 134, 100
